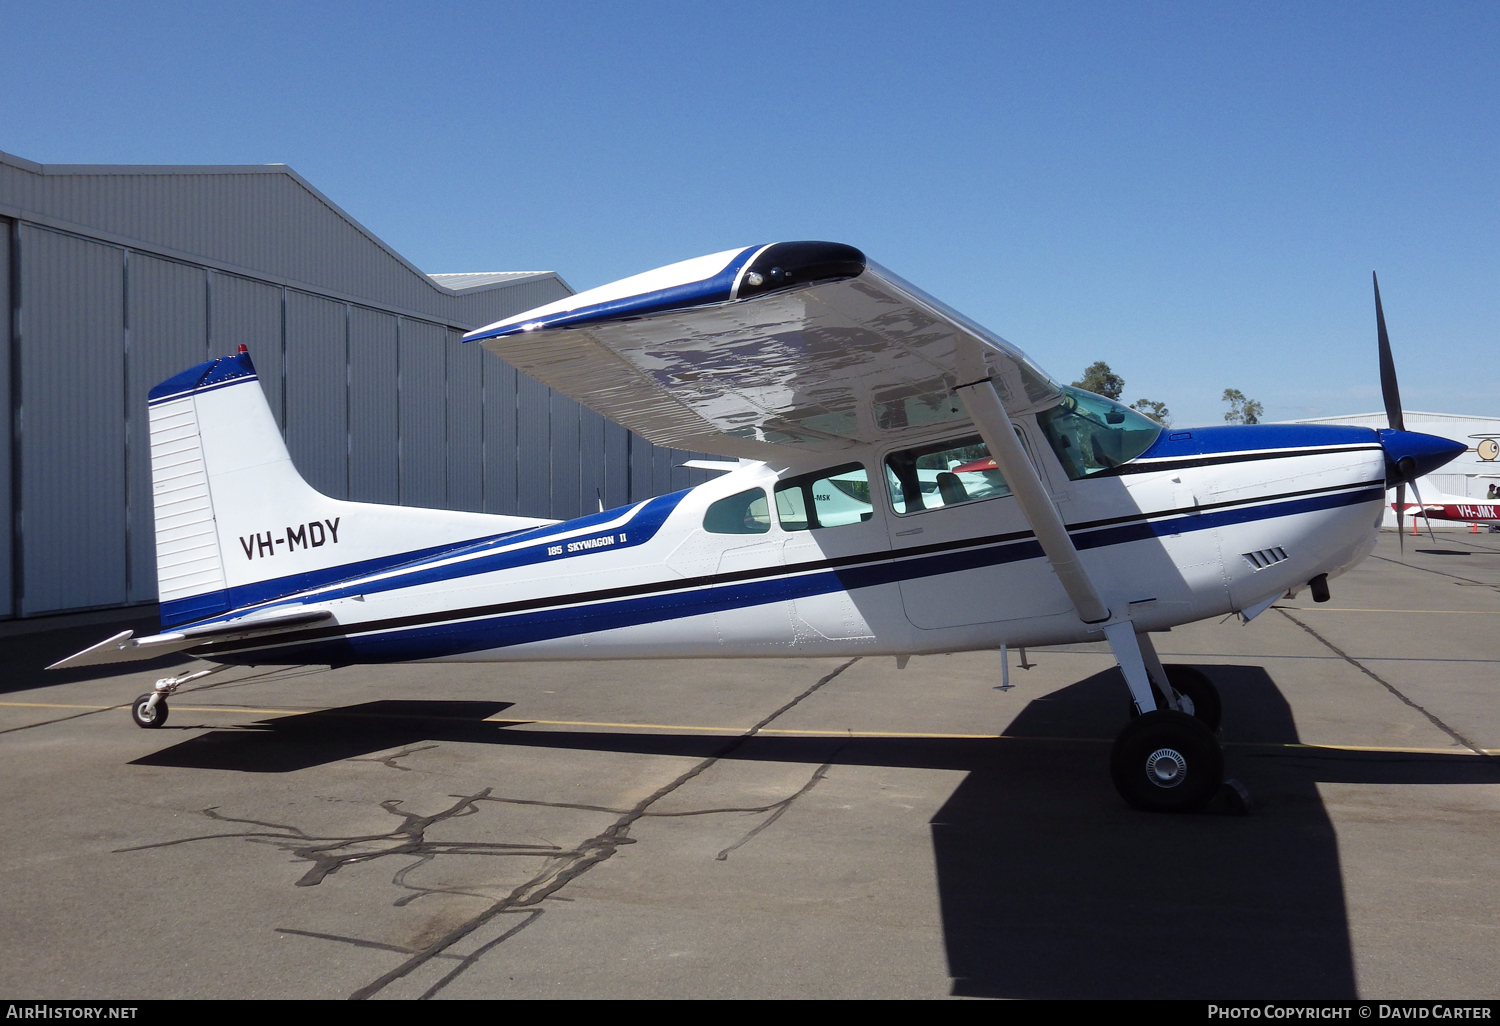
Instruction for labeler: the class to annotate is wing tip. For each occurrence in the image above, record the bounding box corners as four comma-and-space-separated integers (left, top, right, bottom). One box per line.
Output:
465, 241, 867, 343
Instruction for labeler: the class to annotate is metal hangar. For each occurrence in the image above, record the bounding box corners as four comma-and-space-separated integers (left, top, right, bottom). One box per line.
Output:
0, 150, 714, 619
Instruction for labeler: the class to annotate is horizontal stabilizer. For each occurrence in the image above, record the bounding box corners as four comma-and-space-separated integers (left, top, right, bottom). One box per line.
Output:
48, 609, 334, 670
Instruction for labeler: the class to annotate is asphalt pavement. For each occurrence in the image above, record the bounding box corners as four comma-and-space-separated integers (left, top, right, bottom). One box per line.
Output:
0, 529, 1496, 999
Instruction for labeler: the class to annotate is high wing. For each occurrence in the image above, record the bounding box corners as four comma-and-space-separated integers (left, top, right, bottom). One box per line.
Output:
464, 242, 1063, 459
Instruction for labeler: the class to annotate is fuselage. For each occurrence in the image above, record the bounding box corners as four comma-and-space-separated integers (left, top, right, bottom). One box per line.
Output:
187, 418, 1389, 668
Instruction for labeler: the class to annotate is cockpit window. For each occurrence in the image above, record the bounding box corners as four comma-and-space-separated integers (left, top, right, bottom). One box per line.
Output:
1035, 386, 1162, 480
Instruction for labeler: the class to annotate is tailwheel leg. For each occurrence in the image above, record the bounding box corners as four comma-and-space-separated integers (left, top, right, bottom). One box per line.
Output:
129, 665, 227, 729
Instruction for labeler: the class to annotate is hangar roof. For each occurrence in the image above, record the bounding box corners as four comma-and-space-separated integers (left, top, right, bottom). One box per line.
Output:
428, 271, 561, 292
0, 149, 570, 329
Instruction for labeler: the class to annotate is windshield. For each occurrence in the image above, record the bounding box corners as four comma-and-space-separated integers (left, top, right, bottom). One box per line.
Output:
1036, 386, 1162, 479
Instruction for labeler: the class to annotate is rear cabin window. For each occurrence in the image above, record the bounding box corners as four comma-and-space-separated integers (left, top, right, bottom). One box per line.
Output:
773, 464, 872, 532
702, 488, 771, 534
883, 435, 1012, 515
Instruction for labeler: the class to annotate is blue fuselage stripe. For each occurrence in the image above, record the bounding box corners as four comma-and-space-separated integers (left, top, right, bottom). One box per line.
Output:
165, 491, 690, 628
207, 483, 1382, 666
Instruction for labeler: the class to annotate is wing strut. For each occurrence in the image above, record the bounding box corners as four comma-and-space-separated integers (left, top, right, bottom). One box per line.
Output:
952, 341, 1164, 714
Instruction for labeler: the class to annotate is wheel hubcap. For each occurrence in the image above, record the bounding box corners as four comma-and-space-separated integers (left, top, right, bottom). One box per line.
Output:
1146, 748, 1187, 788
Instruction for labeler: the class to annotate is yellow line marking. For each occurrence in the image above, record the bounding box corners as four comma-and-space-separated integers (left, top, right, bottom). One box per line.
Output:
3, 702, 1495, 755
497, 718, 1011, 739
1270, 741, 1498, 755
488, 717, 745, 733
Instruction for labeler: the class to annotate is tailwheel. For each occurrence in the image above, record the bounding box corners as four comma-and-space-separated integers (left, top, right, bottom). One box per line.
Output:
131, 693, 169, 729
1111, 710, 1223, 812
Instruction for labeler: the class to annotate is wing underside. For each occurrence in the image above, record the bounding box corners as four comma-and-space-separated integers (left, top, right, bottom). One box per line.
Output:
469, 250, 1062, 460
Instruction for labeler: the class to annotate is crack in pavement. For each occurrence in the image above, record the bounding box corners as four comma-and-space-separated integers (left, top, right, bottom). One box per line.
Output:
477, 757, 843, 862
712, 758, 837, 862
348, 656, 861, 1000
116, 790, 562, 888
275, 927, 465, 959
350, 743, 441, 772
1275, 607, 1488, 756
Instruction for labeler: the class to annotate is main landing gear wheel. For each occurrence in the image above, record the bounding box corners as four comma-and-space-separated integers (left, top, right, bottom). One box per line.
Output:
1111, 710, 1223, 813
1126, 666, 1222, 733
131, 693, 168, 729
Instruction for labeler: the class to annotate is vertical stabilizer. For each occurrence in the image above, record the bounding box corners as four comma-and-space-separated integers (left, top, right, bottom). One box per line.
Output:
147, 348, 556, 627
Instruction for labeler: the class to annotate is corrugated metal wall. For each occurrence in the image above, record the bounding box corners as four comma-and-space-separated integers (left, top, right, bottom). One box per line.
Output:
0, 217, 717, 618
18, 227, 129, 615
1, 217, 13, 619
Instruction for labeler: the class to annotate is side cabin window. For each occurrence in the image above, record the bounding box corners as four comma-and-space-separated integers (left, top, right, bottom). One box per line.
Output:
884, 434, 1012, 515
703, 488, 771, 534
1036, 386, 1162, 480
773, 463, 871, 532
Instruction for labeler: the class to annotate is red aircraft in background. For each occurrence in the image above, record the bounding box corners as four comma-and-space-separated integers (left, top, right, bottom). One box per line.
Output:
1395, 481, 1500, 532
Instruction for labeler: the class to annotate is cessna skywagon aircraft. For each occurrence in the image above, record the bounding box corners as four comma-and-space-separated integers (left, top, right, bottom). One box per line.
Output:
53, 244, 1465, 812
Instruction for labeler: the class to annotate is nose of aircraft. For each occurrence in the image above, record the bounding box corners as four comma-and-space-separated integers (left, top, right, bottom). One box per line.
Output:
1377, 428, 1466, 485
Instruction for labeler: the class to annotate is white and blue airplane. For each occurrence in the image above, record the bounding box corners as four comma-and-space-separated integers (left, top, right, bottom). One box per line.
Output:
51, 244, 1463, 812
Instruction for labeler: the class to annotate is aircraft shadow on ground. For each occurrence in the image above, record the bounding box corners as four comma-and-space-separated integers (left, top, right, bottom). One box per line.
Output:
130, 665, 1498, 999
131, 700, 516, 773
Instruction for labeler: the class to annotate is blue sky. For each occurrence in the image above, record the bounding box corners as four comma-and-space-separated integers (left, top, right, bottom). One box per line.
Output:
4, 1, 1496, 426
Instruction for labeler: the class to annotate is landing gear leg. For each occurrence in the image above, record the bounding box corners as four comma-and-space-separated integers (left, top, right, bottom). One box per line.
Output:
1126, 634, 1224, 733
129, 664, 227, 729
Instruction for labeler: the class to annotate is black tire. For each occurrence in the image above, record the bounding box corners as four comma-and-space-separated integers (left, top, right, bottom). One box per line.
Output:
131, 693, 168, 729
1165, 665, 1221, 733
1110, 710, 1223, 813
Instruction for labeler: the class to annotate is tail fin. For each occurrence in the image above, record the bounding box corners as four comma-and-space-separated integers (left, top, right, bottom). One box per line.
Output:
148, 347, 554, 627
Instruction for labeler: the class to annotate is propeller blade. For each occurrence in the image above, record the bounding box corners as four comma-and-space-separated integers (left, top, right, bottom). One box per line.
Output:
1408, 478, 1439, 545
1375, 272, 1405, 432
1396, 481, 1405, 557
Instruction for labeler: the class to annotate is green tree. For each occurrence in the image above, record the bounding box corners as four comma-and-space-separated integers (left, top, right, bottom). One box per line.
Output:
1129, 398, 1172, 427
1222, 388, 1263, 425
1073, 361, 1124, 400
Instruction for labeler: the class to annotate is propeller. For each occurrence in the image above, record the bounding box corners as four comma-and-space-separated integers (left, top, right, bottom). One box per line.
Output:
1374, 272, 1407, 552
1374, 272, 1438, 552
1375, 271, 1403, 433
1370, 274, 1467, 552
